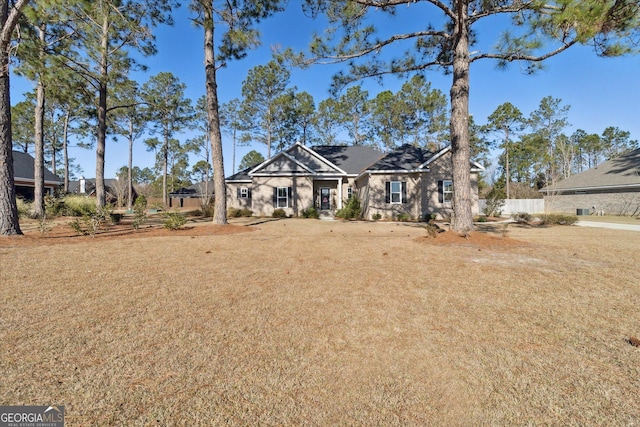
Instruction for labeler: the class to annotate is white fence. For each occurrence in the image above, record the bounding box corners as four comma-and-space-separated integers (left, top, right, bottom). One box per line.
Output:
478, 198, 545, 215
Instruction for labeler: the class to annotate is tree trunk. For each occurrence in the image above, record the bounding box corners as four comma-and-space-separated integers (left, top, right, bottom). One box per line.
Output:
505, 128, 510, 199
0, 0, 28, 236
162, 143, 168, 207
95, 8, 109, 208
34, 72, 45, 217
127, 119, 133, 210
204, 5, 227, 225
449, 1, 474, 234
63, 109, 70, 193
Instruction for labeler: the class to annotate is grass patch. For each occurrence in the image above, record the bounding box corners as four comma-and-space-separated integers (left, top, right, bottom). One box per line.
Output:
1, 221, 639, 425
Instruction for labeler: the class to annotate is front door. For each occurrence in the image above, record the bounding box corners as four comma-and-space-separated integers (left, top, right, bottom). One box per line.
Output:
320, 187, 331, 210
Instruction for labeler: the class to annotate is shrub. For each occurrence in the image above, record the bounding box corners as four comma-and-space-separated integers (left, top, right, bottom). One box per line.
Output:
483, 189, 505, 217
335, 195, 362, 220
44, 196, 66, 217
423, 212, 437, 223
228, 207, 253, 218
68, 205, 112, 237
63, 195, 97, 217
16, 197, 31, 218
132, 196, 147, 230
512, 212, 531, 224
272, 208, 287, 218
396, 212, 412, 222
301, 206, 320, 219
371, 213, 382, 221
539, 214, 578, 226
475, 215, 488, 223
162, 211, 187, 230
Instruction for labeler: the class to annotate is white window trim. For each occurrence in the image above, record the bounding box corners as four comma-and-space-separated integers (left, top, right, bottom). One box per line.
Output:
390, 181, 402, 204
240, 187, 249, 198
277, 187, 289, 208
443, 179, 453, 204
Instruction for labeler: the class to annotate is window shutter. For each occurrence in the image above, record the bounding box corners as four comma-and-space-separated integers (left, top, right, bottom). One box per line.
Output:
438, 181, 443, 203
247, 188, 252, 199
288, 187, 293, 208
237, 188, 241, 199
273, 188, 277, 206
401, 182, 407, 204
385, 182, 390, 203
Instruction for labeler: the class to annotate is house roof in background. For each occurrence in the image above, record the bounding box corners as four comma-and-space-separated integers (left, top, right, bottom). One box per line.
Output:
67, 178, 119, 194
543, 148, 640, 191
12, 151, 61, 183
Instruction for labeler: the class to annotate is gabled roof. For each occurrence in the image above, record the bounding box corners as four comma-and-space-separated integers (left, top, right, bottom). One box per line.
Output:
68, 178, 119, 194
366, 144, 437, 172
541, 148, 640, 192
310, 145, 385, 175
12, 151, 61, 184
226, 165, 255, 182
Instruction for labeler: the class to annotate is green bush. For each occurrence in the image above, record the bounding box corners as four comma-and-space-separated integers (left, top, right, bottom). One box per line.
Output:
272, 208, 287, 218
539, 214, 578, 226
68, 205, 112, 237
512, 212, 531, 224
162, 211, 187, 230
132, 196, 147, 230
475, 215, 488, 223
301, 206, 320, 219
396, 212, 412, 222
371, 213, 382, 221
335, 195, 362, 220
63, 195, 97, 217
16, 197, 31, 218
228, 207, 253, 218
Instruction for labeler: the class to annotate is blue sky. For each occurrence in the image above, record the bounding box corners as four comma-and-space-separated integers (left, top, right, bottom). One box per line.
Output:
10, 2, 640, 179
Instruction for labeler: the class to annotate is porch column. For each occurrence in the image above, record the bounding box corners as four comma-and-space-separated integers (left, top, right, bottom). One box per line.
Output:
338, 177, 343, 209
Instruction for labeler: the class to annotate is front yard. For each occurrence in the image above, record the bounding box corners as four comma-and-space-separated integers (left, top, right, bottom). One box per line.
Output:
1, 219, 638, 425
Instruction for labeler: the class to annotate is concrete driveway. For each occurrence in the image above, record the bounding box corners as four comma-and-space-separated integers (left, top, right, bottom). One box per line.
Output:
576, 221, 640, 232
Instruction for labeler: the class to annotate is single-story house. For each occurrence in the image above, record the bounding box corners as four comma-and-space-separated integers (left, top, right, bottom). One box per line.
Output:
168, 181, 214, 209
12, 151, 62, 200
226, 142, 484, 220
540, 148, 640, 215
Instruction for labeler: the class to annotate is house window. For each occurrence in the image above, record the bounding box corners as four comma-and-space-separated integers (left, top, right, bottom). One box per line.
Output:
277, 187, 289, 208
438, 180, 453, 204
347, 186, 353, 199
385, 181, 407, 204
237, 187, 251, 199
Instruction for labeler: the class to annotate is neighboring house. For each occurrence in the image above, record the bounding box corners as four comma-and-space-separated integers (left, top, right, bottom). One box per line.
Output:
226, 142, 484, 220
68, 177, 126, 204
540, 148, 640, 215
12, 151, 62, 200
168, 181, 214, 209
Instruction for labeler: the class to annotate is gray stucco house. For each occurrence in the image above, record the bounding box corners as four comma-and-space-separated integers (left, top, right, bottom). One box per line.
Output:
540, 148, 640, 215
226, 142, 484, 220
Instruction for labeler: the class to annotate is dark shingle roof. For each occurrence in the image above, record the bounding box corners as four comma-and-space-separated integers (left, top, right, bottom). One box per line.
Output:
310, 145, 384, 174
544, 148, 640, 191
365, 144, 436, 171
226, 165, 254, 181
12, 151, 61, 182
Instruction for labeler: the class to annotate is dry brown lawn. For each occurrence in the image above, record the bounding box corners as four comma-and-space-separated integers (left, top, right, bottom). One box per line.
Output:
1, 218, 639, 426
